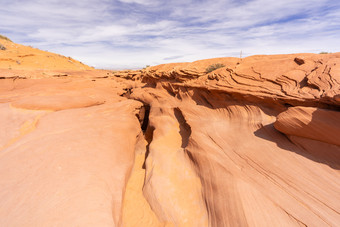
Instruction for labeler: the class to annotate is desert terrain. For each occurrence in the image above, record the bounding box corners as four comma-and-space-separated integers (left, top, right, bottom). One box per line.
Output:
0, 36, 339, 226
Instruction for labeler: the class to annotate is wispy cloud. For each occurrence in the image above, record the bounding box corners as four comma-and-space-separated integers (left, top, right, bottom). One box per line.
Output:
1, 0, 340, 69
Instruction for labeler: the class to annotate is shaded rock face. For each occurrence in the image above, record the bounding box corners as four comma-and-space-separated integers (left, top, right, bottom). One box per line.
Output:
0, 45, 340, 227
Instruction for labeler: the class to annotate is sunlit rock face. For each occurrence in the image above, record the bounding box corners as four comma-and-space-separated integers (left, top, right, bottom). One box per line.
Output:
0, 40, 339, 226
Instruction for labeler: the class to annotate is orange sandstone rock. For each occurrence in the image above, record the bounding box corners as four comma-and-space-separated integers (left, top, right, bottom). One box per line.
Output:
0, 40, 339, 226
0, 39, 92, 71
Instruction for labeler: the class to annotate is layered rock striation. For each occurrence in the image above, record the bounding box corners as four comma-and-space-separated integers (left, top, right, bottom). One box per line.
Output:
0, 40, 339, 226
122, 53, 340, 226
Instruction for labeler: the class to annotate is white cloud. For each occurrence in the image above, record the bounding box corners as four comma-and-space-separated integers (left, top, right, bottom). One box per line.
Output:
118, 0, 153, 5
0, 0, 339, 69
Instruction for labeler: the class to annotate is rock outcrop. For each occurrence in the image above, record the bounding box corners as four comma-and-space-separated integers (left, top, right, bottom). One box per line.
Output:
0, 40, 339, 226
0, 37, 93, 79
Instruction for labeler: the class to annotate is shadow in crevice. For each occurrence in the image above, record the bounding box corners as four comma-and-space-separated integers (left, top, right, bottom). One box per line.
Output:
134, 103, 150, 133
134, 103, 153, 170
142, 124, 154, 170
141, 105, 150, 132
174, 107, 192, 148
254, 123, 340, 170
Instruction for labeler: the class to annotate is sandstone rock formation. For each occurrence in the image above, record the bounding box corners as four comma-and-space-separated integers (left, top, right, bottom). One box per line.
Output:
0, 39, 339, 226
0, 36, 93, 79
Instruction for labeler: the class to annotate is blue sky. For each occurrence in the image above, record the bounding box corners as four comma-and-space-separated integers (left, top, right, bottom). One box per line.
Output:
1, 0, 340, 69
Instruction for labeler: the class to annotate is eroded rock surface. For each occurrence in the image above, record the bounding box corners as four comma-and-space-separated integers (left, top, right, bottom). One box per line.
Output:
0, 41, 339, 226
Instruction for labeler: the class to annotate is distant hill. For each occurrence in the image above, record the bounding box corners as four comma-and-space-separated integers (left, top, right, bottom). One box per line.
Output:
0, 35, 92, 70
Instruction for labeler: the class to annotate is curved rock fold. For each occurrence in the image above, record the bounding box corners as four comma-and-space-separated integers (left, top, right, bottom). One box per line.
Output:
0, 41, 339, 226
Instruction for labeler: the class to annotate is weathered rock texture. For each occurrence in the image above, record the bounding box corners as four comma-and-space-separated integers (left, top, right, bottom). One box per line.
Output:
0, 40, 339, 226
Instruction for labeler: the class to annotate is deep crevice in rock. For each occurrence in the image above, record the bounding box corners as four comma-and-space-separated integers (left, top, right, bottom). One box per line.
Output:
134, 103, 150, 133
141, 105, 150, 132
174, 107, 192, 148
142, 125, 154, 169
133, 102, 153, 169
